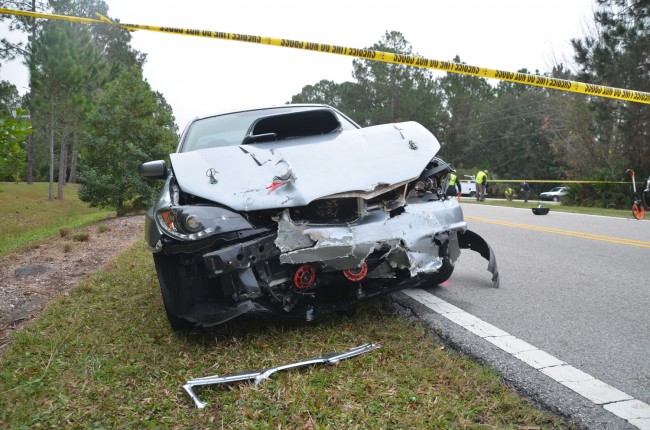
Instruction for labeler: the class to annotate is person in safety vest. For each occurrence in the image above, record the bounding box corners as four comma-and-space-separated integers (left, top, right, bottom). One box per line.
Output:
447, 172, 462, 197
475, 170, 488, 201
504, 187, 514, 201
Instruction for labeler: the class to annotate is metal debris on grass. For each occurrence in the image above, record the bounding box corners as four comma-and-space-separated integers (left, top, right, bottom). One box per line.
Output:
183, 343, 381, 409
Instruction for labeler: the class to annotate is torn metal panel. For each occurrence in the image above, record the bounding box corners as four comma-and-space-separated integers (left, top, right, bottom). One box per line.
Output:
183, 343, 381, 409
276, 199, 467, 276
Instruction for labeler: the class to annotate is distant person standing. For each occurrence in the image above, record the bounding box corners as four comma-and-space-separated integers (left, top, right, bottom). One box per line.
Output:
520, 182, 531, 203
475, 170, 488, 201
447, 172, 462, 197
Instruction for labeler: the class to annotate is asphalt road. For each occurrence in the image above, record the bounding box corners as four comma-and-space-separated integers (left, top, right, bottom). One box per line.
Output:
393, 203, 650, 429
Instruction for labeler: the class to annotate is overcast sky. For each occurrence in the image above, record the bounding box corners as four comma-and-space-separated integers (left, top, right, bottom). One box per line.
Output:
1, 0, 595, 130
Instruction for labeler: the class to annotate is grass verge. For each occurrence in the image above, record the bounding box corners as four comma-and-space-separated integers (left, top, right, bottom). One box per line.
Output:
0, 243, 572, 429
0, 182, 113, 256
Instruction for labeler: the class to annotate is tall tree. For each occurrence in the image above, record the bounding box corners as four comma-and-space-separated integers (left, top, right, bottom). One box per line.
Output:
291, 79, 344, 107
2, 0, 145, 186
0, 80, 22, 115
48, 0, 145, 71
78, 67, 178, 216
540, 65, 601, 179
437, 56, 494, 168
1, 0, 48, 183
291, 32, 447, 133
571, 0, 650, 177
0, 1, 47, 63
350, 31, 445, 128
29, 20, 104, 199
474, 77, 563, 181
0, 106, 32, 181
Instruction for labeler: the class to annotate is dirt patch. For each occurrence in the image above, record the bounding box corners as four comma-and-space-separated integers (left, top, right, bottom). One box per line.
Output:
0, 215, 145, 352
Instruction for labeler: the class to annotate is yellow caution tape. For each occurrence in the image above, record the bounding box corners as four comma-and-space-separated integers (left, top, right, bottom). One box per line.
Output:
2, 7, 650, 105
0, 7, 102, 25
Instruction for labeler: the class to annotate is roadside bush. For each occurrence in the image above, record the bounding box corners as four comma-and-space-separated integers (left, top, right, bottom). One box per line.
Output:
562, 169, 628, 208
73, 232, 90, 242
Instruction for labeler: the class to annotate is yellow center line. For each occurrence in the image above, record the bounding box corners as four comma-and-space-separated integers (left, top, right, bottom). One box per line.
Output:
466, 216, 650, 249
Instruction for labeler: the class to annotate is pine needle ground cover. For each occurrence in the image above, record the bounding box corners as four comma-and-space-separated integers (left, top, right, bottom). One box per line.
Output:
0, 243, 571, 429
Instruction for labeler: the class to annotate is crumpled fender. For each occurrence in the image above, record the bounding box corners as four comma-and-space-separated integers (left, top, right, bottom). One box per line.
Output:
458, 230, 500, 288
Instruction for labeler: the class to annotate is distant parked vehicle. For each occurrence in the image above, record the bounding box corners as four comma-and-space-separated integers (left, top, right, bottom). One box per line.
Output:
539, 186, 569, 202
460, 175, 477, 197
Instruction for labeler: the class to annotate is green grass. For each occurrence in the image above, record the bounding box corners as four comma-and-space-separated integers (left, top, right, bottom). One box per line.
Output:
0, 182, 113, 256
0, 186, 583, 428
0, 243, 572, 429
463, 198, 633, 218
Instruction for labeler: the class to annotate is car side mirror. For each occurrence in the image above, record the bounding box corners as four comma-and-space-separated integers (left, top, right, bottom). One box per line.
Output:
140, 160, 167, 179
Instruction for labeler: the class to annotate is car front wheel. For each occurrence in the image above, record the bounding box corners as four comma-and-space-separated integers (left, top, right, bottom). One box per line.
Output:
552, 196, 559, 202
153, 253, 196, 330
420, 258, 454, 286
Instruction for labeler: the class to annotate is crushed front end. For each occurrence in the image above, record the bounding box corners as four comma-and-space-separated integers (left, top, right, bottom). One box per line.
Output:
141, 106, 499, 329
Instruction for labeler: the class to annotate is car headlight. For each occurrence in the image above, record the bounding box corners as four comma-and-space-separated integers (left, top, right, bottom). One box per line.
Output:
156, 205, 252, 241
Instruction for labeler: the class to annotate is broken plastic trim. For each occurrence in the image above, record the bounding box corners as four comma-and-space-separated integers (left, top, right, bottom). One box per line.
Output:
458, 229, 500, 288
183, 343, 381, 409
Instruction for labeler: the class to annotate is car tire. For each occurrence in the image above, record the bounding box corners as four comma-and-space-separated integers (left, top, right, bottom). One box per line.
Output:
153, 253, 195, 331
469, 191, 476, 197
552, 196, 559, 202
420, 258, 455, 286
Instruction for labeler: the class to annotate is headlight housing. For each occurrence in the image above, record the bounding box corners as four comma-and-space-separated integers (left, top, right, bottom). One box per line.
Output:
156, 205, 252, 241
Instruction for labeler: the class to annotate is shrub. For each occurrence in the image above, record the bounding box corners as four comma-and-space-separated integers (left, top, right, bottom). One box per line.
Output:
73, 232, 90, 242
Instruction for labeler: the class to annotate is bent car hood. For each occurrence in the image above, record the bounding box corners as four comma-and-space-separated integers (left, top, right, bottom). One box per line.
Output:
170, 121, 440, 211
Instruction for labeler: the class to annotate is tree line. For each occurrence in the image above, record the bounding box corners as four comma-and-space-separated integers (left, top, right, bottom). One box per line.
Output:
0, 0, 177, 215
290, 1, 650, 207
1, 0, 648, 213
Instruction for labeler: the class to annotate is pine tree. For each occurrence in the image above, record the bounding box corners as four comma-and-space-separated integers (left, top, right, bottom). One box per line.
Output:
78, 67, 178, 216
437, 56, 494, 168
571, 0, 650, 176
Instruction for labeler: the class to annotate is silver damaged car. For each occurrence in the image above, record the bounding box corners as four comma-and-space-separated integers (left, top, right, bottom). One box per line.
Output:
140, 105, 499, 330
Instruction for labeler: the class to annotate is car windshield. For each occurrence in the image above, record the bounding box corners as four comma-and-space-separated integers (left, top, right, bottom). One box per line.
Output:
180, 106, 359, 152
549, 187, 563, 192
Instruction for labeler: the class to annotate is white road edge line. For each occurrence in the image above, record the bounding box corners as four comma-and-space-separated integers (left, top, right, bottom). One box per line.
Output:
402, 288, 650, 430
